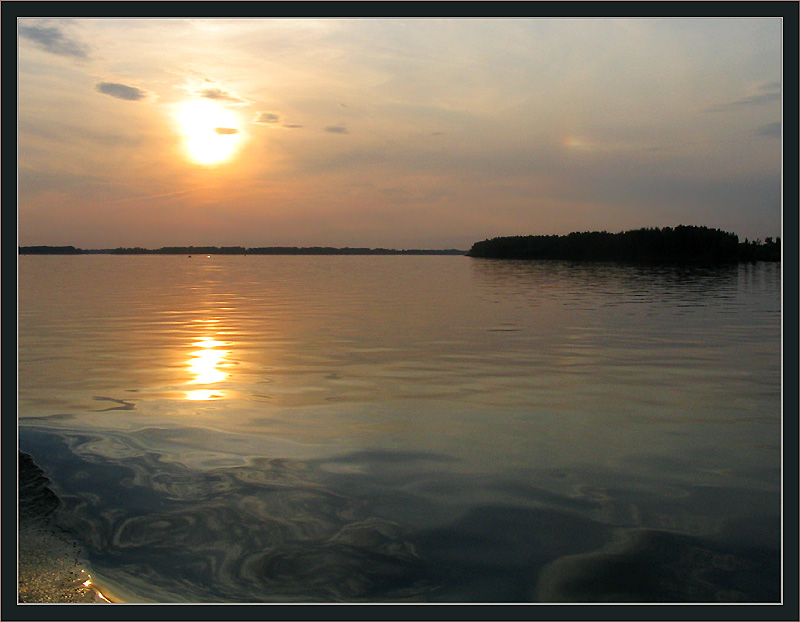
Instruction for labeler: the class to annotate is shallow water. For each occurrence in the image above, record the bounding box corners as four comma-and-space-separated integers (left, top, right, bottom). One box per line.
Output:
18, 256, 782, 602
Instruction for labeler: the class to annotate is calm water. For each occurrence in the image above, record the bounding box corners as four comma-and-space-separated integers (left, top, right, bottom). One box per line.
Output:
17, 255, 782, 603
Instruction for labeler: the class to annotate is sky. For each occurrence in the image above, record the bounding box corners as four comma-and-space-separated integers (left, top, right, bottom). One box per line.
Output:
17, 16, 783, 249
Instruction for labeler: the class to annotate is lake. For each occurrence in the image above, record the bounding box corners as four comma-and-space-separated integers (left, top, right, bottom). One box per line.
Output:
17, 255, 782, 603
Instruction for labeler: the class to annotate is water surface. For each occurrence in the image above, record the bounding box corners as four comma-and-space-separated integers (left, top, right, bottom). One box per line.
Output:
18, 256, 782, 602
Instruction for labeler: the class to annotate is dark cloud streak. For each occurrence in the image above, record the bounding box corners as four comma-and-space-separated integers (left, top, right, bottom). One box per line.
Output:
253, 111, 303, 129
19, 24, 90, 59
254, 112, 281, 124
96, 82, 149, 101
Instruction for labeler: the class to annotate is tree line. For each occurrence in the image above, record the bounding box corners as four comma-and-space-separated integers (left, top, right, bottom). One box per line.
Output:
18, 246, 467, 256
468, 226, 780, 262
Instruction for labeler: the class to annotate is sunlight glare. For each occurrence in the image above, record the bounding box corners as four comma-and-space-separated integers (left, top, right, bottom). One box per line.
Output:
185, 389, 222, 401
188, 348, 227, 384
176, 99, 244, 165
185, 333, 230, 399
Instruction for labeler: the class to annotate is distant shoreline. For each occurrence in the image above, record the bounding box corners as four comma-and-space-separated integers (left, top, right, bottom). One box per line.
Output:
19, 225, 781, 262
18, 246, 468, 256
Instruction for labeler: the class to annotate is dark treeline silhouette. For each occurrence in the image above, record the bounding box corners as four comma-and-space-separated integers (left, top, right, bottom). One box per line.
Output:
468, 226, 780, 263
737, 237, 781, 262
19, 245, 83, 255
18, 245, 467, 256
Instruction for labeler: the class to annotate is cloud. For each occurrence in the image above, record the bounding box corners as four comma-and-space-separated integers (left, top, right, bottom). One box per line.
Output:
214, 127, 239, 135
324, 125, 349, 134
253, 111, 303, 129
96, 82, 150, 101
196, 88, 248, 104
254, 111, 281, 124
704, 83, 781, 112
756, 122, 781, 138
19, 23, 89, 58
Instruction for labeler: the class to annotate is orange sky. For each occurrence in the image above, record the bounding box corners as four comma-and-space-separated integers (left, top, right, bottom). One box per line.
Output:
17, 16, 783, 249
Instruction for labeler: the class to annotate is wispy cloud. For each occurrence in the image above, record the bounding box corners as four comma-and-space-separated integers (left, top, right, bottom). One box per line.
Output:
102, 188, 200, 206
253, 111, 303, 129
19, 23, 90, 58
96, 82, 151, 101
756, 122, 781, 138
196, 88, 249, 104
324, 124, 348, 134
704, 83, 781, 112
214, 127, 239, 135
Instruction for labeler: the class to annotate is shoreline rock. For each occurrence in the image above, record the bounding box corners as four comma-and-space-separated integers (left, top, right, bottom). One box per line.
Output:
18, 452, 112, 603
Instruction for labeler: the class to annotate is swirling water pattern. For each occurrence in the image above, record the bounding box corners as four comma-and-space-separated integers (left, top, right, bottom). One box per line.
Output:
18, 256, 781, 602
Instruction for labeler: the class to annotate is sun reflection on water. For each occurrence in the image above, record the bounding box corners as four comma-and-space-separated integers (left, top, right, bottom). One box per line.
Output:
185, 334, 230, 400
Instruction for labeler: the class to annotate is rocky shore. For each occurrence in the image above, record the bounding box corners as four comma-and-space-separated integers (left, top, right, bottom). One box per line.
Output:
18, 452, 111, 603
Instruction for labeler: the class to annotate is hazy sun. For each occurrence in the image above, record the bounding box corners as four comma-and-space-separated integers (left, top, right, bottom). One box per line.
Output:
175, 99, 244, 165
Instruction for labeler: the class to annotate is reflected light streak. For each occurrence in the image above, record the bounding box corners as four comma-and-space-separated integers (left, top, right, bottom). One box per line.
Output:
185, 389, 223, 401
185, 334, 230, 400
79, 571, 114, 603
95, 590, 112, 603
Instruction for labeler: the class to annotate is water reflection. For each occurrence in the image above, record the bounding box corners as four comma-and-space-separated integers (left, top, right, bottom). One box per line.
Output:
468, 259, 744, 309
17, 257, 781, 603
21, 428, 780, 603
185, 334, 230, 401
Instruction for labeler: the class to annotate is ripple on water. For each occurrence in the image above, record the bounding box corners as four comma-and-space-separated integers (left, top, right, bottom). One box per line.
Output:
23, 431, 437, 602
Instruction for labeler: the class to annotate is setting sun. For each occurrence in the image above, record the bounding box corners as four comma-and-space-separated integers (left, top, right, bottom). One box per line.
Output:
175, 99, 244, 165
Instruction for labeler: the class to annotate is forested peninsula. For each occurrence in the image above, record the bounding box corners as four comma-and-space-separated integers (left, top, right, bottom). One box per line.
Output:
468, 226, 780, 262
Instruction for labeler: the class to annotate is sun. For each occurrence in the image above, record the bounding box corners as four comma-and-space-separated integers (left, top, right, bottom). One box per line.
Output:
175, 99, 244, 165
